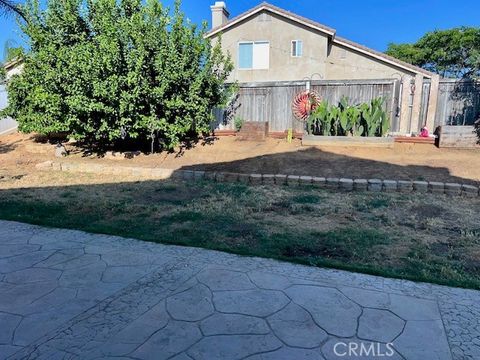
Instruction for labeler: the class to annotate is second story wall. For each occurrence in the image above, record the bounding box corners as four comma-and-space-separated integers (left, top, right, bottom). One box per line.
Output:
216, 11, 329, 82
325, 43, 413, 80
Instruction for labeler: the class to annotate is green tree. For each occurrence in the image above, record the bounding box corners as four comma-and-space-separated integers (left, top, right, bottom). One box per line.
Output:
386, 27, 480, 78
2, 0, 233, 150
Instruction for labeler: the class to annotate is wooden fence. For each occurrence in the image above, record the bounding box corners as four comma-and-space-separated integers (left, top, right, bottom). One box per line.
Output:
213, 79, 398, 133
433, 79, 480, 127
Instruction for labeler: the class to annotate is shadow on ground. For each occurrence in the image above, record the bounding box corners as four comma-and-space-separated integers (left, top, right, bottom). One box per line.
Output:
0, 139, 20, 154
177, 146, 479, 186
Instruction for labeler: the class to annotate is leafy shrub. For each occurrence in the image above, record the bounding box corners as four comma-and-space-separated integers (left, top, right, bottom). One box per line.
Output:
0, 66, 5, 83
234, 116, 244, 131
1, 0, 233, 151
307, 96, 390, 137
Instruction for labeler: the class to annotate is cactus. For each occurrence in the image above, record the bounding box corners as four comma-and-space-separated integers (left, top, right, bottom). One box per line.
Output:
338, 97, 361, 136
307, 100, 329, 135
307, 97, 388, 137
328, 105, 340, 135
353, 124, 364, 137
360, 98, 389, 137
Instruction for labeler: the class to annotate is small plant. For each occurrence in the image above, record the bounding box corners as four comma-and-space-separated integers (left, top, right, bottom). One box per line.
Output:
234, 116, 244, 132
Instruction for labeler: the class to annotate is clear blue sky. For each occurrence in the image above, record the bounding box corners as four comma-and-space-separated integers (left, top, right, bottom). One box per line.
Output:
1, 0, 479, 60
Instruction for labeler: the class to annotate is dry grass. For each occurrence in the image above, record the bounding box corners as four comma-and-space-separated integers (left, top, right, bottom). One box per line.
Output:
0, 169, 479, 289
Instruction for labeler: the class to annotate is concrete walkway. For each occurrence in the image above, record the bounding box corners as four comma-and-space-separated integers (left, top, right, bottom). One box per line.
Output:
0, 221, 478, 360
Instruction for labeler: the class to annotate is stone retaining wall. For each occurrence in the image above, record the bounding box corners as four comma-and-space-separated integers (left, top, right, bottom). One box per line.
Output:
36, 160, 480, 198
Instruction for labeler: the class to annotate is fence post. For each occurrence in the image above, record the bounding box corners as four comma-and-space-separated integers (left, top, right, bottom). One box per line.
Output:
399, 76, 413, 134
390, 80, 401, 132
410, 74, 424, 134
425, 74, 439, 131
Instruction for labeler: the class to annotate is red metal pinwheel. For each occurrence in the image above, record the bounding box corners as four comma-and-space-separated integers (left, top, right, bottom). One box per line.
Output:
292, 91, 321, 121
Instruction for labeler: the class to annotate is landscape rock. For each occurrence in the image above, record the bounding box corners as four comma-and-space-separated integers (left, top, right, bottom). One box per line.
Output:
383, 180, 398, 192
462, 184, 479, 197
326, 177, 340, 189
367, 179, 382, 192
428, 181, 445, 193
275, 174, 288, 185
397, 180, 413, 192
262, 174, 275, 184
444, 183, 462, 196
312, 177, 326, 187
353, 179, 368, 191
413, 181, 429, 192
339, 178, 354, 191
286, 175, 300, 185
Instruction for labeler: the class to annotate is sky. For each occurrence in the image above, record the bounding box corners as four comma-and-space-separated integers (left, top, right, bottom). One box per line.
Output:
1, 0, 479, 60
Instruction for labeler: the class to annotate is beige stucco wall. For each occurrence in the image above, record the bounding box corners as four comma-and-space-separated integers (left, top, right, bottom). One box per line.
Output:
325, 43, 413, 80
213, 11, 328, 82
5, 63, 23, 80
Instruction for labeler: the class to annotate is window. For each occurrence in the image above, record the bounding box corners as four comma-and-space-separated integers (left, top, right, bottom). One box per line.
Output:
291, 40, 303, 57
238, 41, 270, 70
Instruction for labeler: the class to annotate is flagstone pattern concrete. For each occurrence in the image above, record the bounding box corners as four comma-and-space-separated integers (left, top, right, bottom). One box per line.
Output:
0, 221, 479, 359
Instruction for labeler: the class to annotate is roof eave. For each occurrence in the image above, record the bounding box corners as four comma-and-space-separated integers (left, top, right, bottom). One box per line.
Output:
3, 58, 23, 71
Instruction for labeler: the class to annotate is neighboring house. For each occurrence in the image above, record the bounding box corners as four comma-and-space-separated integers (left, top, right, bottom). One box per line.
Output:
4, 58, 23, 79
206, 2, 441, 133
0, 59, 23, 135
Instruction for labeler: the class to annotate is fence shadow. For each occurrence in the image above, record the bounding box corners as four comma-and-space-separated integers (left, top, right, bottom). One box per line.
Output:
176, 146, 479, 186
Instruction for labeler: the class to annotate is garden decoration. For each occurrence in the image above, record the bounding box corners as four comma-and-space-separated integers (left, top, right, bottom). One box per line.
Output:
419, 127, 429, 137
292, 90, 321, 121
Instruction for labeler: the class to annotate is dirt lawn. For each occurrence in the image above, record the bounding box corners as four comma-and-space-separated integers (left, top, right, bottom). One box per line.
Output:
1, 132, 479, 185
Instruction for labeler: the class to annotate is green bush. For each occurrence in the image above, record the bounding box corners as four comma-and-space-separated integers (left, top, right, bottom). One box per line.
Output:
307, 96, 390, 137
1, 0, 233, 151
0, 66, 5, 83
234, 116, 244, 131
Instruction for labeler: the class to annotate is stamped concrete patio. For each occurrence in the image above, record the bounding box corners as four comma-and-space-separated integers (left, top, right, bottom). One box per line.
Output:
0, 220, 479, 360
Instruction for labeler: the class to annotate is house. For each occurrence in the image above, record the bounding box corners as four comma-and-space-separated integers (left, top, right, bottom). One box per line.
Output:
206, 2, 441, 134
0, 59, 23, 135
3, 58, 23, 80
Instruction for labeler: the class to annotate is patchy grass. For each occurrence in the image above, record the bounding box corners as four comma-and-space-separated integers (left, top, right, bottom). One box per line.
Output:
0, 176, 479, 289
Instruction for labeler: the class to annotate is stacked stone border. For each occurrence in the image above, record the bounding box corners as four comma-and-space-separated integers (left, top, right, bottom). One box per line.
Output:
36, 160, 480, 198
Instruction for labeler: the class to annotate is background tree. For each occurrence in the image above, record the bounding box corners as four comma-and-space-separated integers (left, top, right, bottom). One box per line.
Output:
2, 0, 233, 151
386, 27, 480, 78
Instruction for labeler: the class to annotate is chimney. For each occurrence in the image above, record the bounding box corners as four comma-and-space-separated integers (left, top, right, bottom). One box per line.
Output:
211, 1, 229, 29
